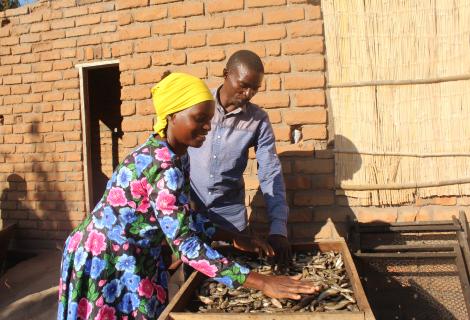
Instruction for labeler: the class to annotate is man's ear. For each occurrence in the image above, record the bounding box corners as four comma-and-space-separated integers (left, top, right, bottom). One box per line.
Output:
222, 68, 228, 79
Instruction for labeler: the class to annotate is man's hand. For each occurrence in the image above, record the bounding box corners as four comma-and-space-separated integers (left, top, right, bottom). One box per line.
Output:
268, 234, 292, 269
233, 234, 275, 257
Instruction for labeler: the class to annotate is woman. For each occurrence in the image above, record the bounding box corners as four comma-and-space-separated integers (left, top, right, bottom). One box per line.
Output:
58, 73, 318, 320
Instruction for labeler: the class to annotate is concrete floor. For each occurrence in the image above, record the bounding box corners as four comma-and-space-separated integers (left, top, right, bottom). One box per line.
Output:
0, 250, 61, 320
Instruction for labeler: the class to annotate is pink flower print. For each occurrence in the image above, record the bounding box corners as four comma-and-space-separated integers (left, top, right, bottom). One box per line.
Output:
96, 296, 104, 307
123, 242, 129, 250
154, 284, 167, 303
149, 216, 156, 222
189, 259, 218, 277
78, 297, 92, 320
128, 201, 136, 209
85, 230, 107, 256
161, 162, 170, 169
98, 280, 107, 287
87, 223, 94, 232
68, 232, 83, 253
221, 257, 229, 265
138, 278, 154, 298
130, 177, 153, 199
181, 255, 189, 263
156, 179, 164, 189
58, 278, 63, 297
112, 244, 119, 252
107, 187, 127, 207
155, 189, 178, 215
155, 147, 171, 162
95, 305, 116, 320
173, 239, 181, 246
142, 148, 149, 153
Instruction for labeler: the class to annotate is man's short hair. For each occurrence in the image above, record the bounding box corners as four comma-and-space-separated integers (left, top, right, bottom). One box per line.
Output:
226, 50, 264, 74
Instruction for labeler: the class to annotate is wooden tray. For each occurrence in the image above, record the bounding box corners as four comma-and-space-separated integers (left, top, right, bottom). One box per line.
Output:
159, 238, 375, 320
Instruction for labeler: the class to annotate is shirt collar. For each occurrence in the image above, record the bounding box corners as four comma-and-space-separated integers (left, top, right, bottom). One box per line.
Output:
215, 86, 247, 115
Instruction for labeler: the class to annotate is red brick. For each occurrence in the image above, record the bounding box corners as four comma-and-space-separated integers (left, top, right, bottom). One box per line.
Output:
285, 176, 311, 190
247, 0, 286, 7
294, 190, 334, 206
171, 34, 206, 49
42, 30, 66, 41
3, 96, 22, 104
44, 112, 65, 122
53, 121, 76, 132
207, 0, 243, 13
89, 2, 115, 14
263, 59, 290, 74
283, 38, 324, 55
54, 79, 79, 90
152, 21, 185, 35
121, 86, 151, 100
284, 74, 324, 89
122, 117, 153, 132
208, 31, 244, 46
44, 92, 64, 102
119, 56, 151, 71
135, 69, 166, 85
284, 109, 326, 125
247, 26, 285, 42
188, 48, 225, 63
11, 84, 30, 95
30, 22, 51, 33
3, 75, 21, 85
63, 7, 89, 18
208, 63, 225, 77
75, 15, 101, 27
134, 7, 167, 22
32, 82, 52, 93
53, 59, 72, 70
187, 17, 224, 31
0, 86, 10, 95
119, 25, 151, 40
0, 65, 12, 76
356, 207, 398, 223
251, 92, 289, 108
288, 20, 323, 38
0, 46, 10, 56
66, 26, 90, 38
266, 76, 281, 90
292, 55, 324, 72
32, 42, 53, 53
50, 19, 74, 30
111, 42, 133, 57
294, 91, 325, 106
2, 36, 19, 46
432, 197, 457, 206
19, 32, 39, 43
40, 50, 61, 61
53, 38, 77, 49
11, 44, 32, 55
225, 12, 262, 27
21, 53, 40, 64
42, 71, 62, 82
64, 132, 82, 141
294, 159, 333, 174
267, 110, 281, 123
61, 48, 77, 59
169, 2, 203, 18
306, 5, 321, 20
272, 126, 290, 141
302, 125, 327, 140
77, 35, 102, 46
116, 0, 149, 10
135, 38, 168, 53
91, 24, 117, 35
264, 7, 304, 24
1, 55, 21, 65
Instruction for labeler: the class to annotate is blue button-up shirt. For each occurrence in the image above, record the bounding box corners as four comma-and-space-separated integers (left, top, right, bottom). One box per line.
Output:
187, 87, 289, 236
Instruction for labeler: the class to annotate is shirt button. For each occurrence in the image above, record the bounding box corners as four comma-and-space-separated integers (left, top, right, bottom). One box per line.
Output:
213, 155, 217, 158
217, 135, 221, 139
210, 174, 213, 178
208, 191, 212, 195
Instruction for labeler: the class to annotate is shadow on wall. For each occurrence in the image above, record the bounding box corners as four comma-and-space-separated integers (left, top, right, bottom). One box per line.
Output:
0, 120, 72, 251
247, 134, 362, 242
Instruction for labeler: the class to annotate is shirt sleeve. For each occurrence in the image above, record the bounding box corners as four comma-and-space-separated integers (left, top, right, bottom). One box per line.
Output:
254, 113, 289, 237
148, 161, 249, 289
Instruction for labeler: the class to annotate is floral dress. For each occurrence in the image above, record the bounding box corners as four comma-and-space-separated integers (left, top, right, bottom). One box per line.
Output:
58, 136, 250, 320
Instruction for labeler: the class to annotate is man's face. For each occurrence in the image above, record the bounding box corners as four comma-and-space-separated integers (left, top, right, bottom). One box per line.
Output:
223, 64, 263, 108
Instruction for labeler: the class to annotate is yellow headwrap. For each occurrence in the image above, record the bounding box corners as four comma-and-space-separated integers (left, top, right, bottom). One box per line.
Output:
151, 72, 214, 137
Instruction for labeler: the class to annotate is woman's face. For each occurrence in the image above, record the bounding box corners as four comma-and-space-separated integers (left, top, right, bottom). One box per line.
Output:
168, 100, 215, 148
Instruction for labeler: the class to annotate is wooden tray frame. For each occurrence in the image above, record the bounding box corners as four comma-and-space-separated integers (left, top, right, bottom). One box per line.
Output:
159, 238, 375, 320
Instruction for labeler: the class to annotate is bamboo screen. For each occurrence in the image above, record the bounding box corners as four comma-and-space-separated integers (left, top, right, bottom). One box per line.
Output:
322, 0, 470, 205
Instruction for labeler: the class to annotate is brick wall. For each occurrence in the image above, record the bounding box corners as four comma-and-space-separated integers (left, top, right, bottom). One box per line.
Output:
0, 0, 468, 250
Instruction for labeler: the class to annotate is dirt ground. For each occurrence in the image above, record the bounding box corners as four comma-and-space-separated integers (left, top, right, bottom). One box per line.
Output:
0, 250, 61, 320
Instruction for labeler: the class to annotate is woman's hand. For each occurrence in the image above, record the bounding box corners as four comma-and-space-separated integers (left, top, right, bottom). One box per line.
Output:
233, 235, 275, 257
243, 272, 321, 300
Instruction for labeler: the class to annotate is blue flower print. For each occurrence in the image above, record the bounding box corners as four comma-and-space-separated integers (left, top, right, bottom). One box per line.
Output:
180, 237, 201, 259
146, 296, 158, 318
150, 246, 161, 258
178, 192, 188, 204
106, 172, 118, 189
118, 292, 140, 314
103, 279, 123, 303
203, 243, 221, 260
119, 207, 136, 226
139, 225, 159, 238
117, 166, 133, 188
238, 263, 250, 274
73, 247, 87, 271
214, 276, 234, 288
57, 302, 64, 320
137, 239, 150, 247
116, 254, 136, 273
159, 216, 179, 240
66, 301, 78, 320
121, 272, 140, 292
109, 225, 126, 245
93, 207, 116, 230
159, 270, 169, 288
164, 167, 183, 191
61, 255, 70, 281
90, 257, 106, 279
135, 154, 152, 176
84, 259, 92, 275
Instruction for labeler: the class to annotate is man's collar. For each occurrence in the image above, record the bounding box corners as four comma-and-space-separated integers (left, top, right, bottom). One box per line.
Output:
215, 85, 247, 115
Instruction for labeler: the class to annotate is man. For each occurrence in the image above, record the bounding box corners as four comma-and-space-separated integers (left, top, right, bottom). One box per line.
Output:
187, 50, 291, 265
